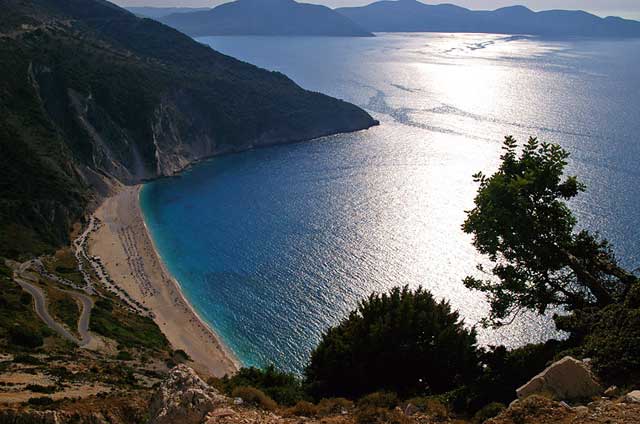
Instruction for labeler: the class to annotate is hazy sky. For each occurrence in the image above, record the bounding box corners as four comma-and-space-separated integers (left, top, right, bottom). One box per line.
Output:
114, 0, 640, 20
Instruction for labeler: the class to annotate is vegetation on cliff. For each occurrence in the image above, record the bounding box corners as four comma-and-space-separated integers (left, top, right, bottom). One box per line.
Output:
0, 0, 377, 258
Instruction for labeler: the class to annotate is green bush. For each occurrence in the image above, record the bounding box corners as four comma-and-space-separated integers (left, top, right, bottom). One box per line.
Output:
116, 351, 133, 361
231, 386, 278, 411
223, 365, 306, 406
0, 278, 51, 350
50, 295, 80, 332
13, 354, 43, 364
25, 384, 56, 394
90, 299, 168, 351
173, 349, 190, 362
446, 340, 563, 413
555, 283, 640, 387
9, 325, 43, 348
27, 396, 54, 406
473, 402, 506, 423
306, 286, 480, 399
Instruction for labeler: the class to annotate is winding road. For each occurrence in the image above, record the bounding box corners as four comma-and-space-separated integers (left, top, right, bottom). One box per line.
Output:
14, 264, 95, 348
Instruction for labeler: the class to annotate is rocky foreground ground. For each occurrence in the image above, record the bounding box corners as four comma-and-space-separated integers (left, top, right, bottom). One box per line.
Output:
2, 362, 639, 424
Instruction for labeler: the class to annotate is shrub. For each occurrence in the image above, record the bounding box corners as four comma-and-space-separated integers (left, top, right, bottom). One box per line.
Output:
173, 349, 190, 362
25, 384, 56, 394
354, 407, 410, 424
306, 286, 480, 399
27, 396, 54, 406
357, 392, 399, 410
9, 325, 43, 348
317, 397, 354, 415
116, 351, 133, 361
12, 354, 42, 364
473, 402, 506, 423
231, 386, 278, 411
555, 283, 640, 387
405, 397, 448, 420
223, 365, 305, 406
207, 376, 226, 393
90, 300, 168, 351
286, 400, 318, 417
446, 340, 564, 413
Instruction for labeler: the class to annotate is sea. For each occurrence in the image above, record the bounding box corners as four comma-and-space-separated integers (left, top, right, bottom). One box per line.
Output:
140, 33, 640, 373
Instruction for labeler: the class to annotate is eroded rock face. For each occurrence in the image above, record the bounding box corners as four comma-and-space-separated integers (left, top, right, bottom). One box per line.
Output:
149, 365, 225, 424
516, 356, 602, 401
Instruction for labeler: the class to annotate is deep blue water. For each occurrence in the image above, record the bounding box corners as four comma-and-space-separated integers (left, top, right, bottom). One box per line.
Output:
141, 33, 640, 373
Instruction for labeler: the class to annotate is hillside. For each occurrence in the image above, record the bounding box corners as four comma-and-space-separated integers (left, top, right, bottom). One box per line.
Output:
159, 0, 374, 37
126, 6, 211, 19
0, 0, 377, 258
336, 0, 640, 37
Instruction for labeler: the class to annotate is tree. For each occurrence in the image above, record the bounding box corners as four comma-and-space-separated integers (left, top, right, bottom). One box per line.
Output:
463, 136, 637, 327
305, 286, 480, 399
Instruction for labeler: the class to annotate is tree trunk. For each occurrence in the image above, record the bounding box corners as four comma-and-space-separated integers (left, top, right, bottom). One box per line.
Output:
562, 249, 613, 306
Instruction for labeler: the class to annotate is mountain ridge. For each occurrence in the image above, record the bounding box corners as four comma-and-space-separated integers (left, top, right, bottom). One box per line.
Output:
127, 6, 211, 19
159, 0, 374, 37
336, 0, 640, 37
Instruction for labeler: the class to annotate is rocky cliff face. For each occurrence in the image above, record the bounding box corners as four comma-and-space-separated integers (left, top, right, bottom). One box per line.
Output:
148, 365, 226, 424
0, 0, 377, 257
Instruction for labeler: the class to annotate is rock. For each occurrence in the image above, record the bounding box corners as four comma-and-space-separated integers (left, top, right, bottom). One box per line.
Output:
604, 386, 621, 397
204, 408, 236, 423
404, 403, 419, 416
208, 408, 235, 417
148, 365, 225, 424
234, 397, 244, 405
516, 356, 603, 401
625, 390, 640, 403
573, 405, 589, 415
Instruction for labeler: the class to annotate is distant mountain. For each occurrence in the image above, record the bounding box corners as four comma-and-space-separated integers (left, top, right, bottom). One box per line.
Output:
160, 0, 374, 37
0, 0, 377, 257
126, 6, 211, 19
336, 0, 640, 37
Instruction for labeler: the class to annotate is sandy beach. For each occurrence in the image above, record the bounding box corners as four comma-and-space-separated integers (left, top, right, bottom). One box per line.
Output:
88, 185, 239, 377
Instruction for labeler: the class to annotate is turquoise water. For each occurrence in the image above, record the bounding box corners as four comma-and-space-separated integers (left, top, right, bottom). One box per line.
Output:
141, 33, 640, 373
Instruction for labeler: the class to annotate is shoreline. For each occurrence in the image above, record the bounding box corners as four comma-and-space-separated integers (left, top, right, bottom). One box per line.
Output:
88, 185, 240, 377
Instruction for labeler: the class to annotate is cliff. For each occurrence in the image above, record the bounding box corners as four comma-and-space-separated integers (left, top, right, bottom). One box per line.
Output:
0, 0, 377, 258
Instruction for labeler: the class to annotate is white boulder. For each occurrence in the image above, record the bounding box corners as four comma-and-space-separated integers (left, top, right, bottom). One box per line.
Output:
625, 390, 640, 403
516, 356, 602, 401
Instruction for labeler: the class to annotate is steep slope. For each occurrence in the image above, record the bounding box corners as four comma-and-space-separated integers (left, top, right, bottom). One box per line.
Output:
0, 0, 377, 258
160, 0, 373, 37
336, 0, 640, 37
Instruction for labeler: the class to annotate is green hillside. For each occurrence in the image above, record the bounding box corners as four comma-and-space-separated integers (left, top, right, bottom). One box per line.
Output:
0, 0, 377, 258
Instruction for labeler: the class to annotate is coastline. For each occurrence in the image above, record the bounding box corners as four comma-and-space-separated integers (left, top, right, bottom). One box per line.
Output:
88, 184, 240, 377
